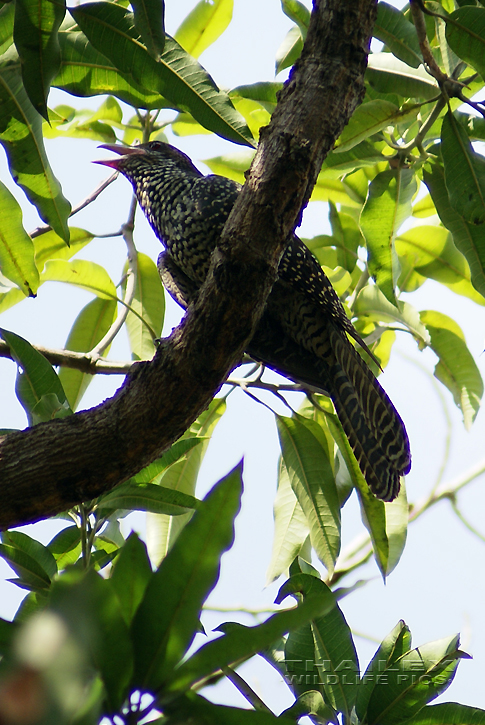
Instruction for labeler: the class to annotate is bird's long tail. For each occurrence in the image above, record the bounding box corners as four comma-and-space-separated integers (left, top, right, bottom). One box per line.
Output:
328, 327, 410, 501
248, 318, 410, 501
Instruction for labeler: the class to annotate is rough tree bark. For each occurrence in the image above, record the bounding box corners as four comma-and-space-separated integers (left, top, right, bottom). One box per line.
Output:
0, 0, 377, 529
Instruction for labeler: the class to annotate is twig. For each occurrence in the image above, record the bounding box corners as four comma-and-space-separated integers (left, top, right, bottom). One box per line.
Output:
450, 498, 485, 544
221, 666, 274, 714
0, 340, 132, 374
30, 171, 119, 238
89, 195, 139, 358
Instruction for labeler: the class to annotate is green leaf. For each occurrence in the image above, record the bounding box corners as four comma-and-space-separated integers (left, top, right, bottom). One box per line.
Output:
396, 225, 485, 304
230, 81, 282, 113
41, 258, 117, 299
132, 465, 242, 690
336, 100, 418, 153
280, 574, 357, 716
406, 702, 485, 724
374, 2, 422, 68
266, 459, 309, 585
165, 577, 336, 695
367, 53, 439, 99
361, 168, 417, 304
110, 532, 152, 626
131, 438, 205, 484
69, 3, 253, 146
322, 140, 388, 179
354, 285, 430, 344
0, 542, 53, 591
97, 482, 199, 515
324, 410, 408, 578
366, 634, 470, 725
44, 104, 118, 143
0, 181, 39, 297
281, 690, 338, 724
446, 6, 485, 79
276, 416, 340, 576
0, 3, 15, 56
175, 0, 233, 58
423, 159, 485, 297
123, 252, 165, 361
420, 310, 483, 429
281, 0, 310, 37
33, 227, 94, 271
311, 591, 359, 716
2, 530, 57, 580
58, 297, 117, 410
0, 616, 17, 655
146, 398, 226, 565
50, 569, 133, 713
164, 692, 294, 724
441, 111, 485, 225
275, 25, 303, 75
131, 0, 164, 59
47, 526, 82, 569
328, 203, 362, 272
0, 58, 71, 242
55, 30, 169, 109
356, 621, 412, 720
13, 0, 65, 119
0, 328, 71, 424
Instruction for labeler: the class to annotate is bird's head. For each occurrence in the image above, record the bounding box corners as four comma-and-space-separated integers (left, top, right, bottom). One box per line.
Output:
94, 140, 200, 177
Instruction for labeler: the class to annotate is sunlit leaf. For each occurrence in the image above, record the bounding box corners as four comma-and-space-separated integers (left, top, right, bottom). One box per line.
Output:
123, 252, 165, 361
354, 286, 430, 344
97, 483, 199, 515
0, 181, 39, 297
41, 259, 117, 299
420, 310, 483, 429
396, 226, 485, 305
146, 398, 226, 565
175, 0, 233, 58
0, 56, 71, 242
277, 416, 340, 576
336, 100, 418, 153
366, 53, 439, 99
266, 458, 309, 585
0, 328, 71, 424
58, 297, 117, 410
275, 25, 303, 75
361, 168, 417, 305
13, 0, 65, 119
55, 31, 170, 109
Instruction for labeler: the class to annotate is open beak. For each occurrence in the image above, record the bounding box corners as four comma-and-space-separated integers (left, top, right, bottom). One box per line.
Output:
94, 143, 147, 169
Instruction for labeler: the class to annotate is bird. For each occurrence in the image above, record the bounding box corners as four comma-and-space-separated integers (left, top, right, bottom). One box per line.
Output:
96, 140, 411, 501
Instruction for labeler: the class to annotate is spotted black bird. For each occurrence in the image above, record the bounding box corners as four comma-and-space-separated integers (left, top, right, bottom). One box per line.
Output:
96, 141, 411, 501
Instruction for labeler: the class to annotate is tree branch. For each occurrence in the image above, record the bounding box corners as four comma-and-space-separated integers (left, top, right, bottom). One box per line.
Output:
0, 0, 377, 529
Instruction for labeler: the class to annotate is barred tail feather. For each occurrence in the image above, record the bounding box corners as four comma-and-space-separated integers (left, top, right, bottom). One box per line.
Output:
329, 328, 411, 500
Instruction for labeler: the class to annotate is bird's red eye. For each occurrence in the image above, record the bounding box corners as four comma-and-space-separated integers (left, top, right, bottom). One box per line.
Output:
150, 141, 163, 151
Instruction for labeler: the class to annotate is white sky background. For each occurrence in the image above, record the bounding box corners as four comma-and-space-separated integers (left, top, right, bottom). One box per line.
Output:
1, 0, 485, 715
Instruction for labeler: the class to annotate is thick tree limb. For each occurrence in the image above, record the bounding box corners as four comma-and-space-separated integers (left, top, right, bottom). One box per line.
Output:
0, 0, 377, 529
